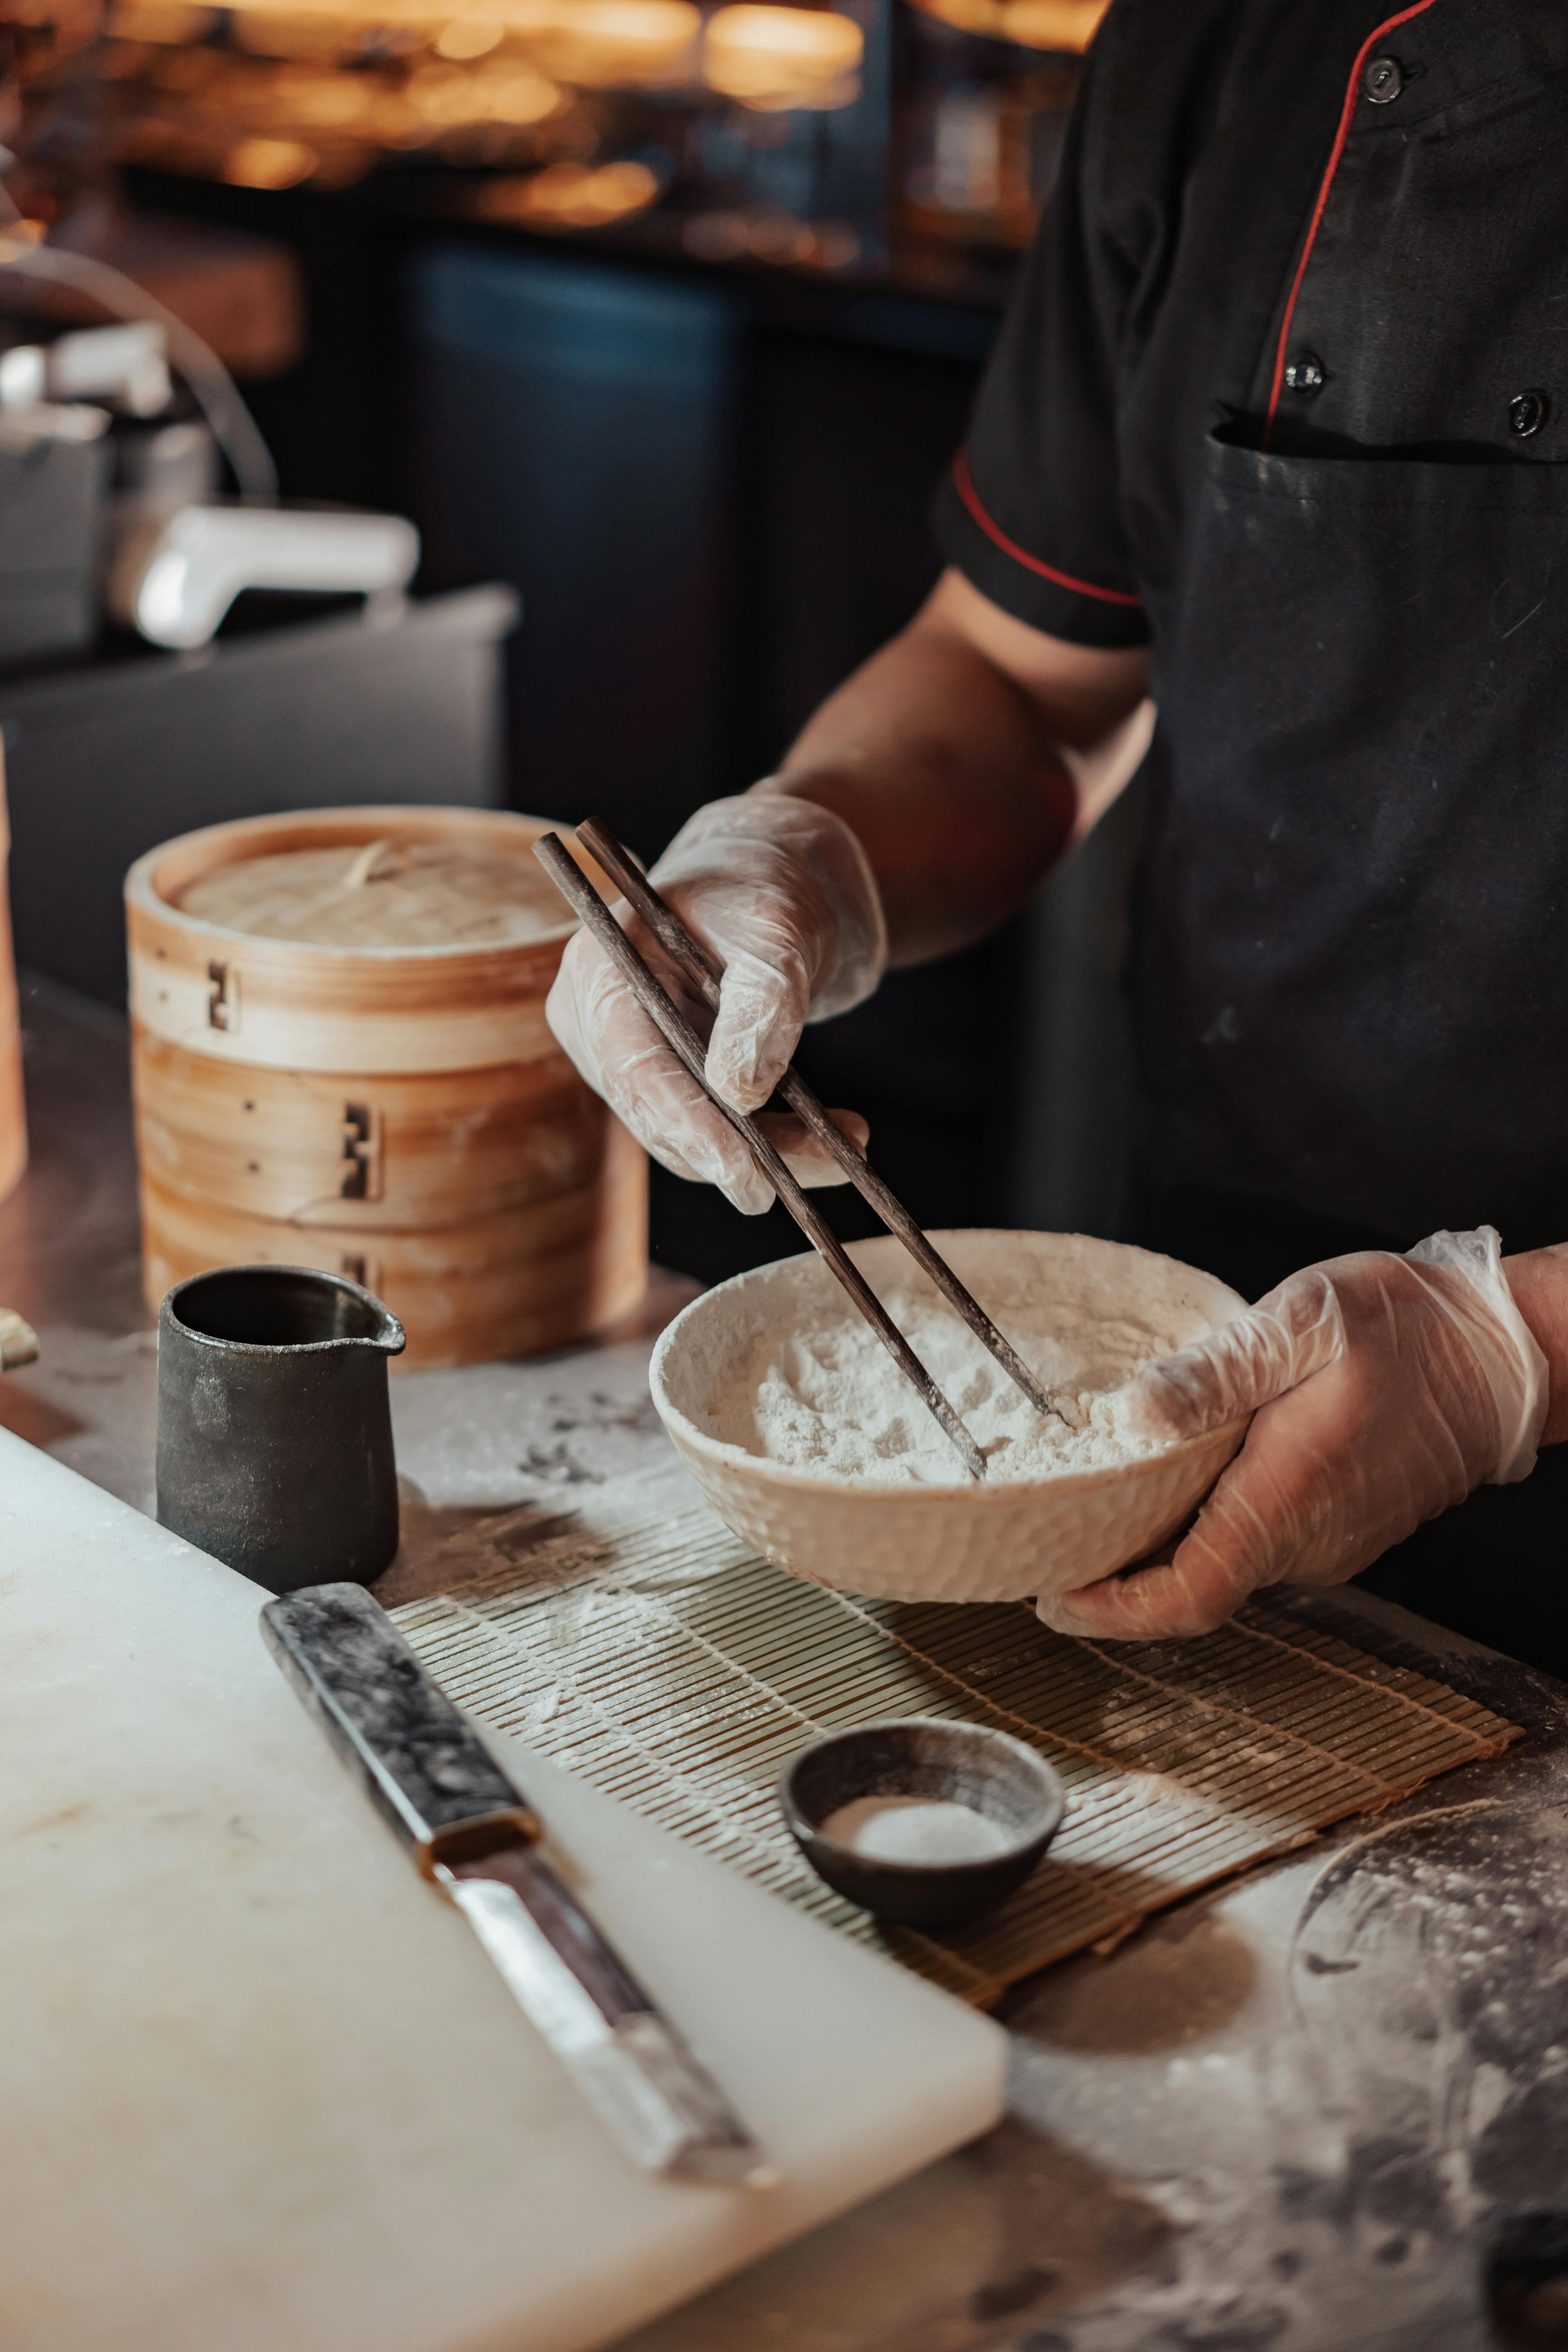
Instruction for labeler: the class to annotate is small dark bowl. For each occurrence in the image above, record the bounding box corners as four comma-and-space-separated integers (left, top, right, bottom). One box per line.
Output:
778, 1718, 1066, 1929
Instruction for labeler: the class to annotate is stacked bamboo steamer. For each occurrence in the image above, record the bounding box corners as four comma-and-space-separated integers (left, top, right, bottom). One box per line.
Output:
125, 806, 647, 1369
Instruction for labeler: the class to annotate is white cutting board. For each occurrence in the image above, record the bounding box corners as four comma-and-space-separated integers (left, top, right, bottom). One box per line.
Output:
0, 1428, 1006, 2352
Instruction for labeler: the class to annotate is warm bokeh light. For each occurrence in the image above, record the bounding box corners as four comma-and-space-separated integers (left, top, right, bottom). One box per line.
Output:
226, 0, 445, 58
104, 2, 217, 40
103, 0, 881, 125
434, 15, 504, 56
684, 206, 862, 269
907, 0, 1106, 49
476, 157, 661, 225
998, 0, 1107, 48
532, 0, 700, 87
703, 4, 862, 105
223, 132, 318, 182
267, 64, 378, 123
96, 0, 1089, 226
406, 56, 561, 120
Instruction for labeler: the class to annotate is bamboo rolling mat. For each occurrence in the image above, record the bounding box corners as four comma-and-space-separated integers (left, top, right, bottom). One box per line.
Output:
391, 1499, 1523, 2005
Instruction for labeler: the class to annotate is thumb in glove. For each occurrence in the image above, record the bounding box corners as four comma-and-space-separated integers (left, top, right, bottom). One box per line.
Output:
1040, 1226, 1548, 1640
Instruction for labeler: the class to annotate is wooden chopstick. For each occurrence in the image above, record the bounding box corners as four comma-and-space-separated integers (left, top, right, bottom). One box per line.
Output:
533, 831, 987, 1481
573, 816, 1066, 1431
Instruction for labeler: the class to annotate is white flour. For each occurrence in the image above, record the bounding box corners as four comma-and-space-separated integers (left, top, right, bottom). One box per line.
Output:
820, 1794, 1014, 1864
706, 1281, 1190, 1485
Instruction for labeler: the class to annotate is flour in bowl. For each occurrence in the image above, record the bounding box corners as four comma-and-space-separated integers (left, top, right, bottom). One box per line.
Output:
706, 1277, 1190, 1485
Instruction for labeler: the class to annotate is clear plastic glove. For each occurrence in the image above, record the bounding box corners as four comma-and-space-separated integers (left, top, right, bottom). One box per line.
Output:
1041, 1227, 1549, 1640
545, 789, 887, 1215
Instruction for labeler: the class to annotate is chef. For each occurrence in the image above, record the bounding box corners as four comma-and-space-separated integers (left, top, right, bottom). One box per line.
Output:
550, 0, 1568, 1670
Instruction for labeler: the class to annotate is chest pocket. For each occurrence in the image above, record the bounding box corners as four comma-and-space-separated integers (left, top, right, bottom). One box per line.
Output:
1249, 6, 1568, 465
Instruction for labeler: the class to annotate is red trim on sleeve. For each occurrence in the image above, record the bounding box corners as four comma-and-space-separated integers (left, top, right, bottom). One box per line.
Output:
951, 451, 1143, 609
1264, 0, 1443, 444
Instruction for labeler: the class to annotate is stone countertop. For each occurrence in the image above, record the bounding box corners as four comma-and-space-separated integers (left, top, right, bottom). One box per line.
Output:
4, 973, 1564, 2352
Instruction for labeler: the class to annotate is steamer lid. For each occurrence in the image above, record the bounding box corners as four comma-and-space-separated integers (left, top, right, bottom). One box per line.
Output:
174, 837, 570, 952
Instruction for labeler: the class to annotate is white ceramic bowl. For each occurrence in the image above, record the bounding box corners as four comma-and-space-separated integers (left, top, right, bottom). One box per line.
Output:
650, 1229, 1248, 1608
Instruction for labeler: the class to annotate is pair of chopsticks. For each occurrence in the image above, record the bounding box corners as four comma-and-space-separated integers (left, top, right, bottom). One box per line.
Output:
535, 819, 1063, 1482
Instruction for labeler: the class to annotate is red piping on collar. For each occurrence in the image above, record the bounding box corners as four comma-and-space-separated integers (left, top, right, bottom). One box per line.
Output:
1263, 0, 1443, 446
951, 450, 1142, 607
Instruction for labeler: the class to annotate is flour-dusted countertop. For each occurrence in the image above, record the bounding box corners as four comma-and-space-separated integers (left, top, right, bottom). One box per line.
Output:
5, 974, 1568, 2352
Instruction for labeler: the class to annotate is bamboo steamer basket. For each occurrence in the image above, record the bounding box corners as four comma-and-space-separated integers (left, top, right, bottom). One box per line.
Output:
126, 805, 647, 1368
0, 748, 25, 1207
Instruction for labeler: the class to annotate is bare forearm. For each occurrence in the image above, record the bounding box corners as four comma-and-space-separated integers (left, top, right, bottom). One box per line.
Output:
771, 631, 1071, 965
765, 570, 1150, 968
1505, 1245, 1568, 1443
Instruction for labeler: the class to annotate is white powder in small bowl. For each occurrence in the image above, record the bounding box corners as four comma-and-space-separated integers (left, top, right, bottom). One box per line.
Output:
704, 1273, 1194, 1485
820, 1794, 1015, 1865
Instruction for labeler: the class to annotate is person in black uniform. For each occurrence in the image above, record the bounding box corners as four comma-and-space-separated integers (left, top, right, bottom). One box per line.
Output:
550, 0, 1568, 1670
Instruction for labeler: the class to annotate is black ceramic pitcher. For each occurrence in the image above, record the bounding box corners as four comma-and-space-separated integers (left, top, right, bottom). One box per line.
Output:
156, 1265, 405, 1595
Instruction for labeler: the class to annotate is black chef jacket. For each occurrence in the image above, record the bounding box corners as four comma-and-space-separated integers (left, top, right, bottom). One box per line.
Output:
936, 0, 1568, 645
933, 0, 1568, 1665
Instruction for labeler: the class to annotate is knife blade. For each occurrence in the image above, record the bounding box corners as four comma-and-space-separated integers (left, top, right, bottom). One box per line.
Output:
261, 1582, 776, 2188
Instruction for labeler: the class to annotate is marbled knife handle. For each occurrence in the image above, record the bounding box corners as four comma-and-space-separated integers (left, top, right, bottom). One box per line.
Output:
264, 1582, 773, 2183
261, 1583, 540, 1871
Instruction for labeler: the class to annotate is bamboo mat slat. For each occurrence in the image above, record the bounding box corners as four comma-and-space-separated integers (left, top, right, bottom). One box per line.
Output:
391, 1503, 1523, 2006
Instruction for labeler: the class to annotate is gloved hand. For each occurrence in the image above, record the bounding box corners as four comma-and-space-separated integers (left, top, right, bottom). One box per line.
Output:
1040, 1227, 1550, 1640
546, 789, 887, 1214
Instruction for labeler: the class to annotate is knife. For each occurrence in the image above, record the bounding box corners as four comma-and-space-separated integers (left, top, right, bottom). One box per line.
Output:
261, 1583, 776, 2188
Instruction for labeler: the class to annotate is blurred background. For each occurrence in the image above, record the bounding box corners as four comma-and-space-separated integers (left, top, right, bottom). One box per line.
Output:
0, 0, 1138, 1289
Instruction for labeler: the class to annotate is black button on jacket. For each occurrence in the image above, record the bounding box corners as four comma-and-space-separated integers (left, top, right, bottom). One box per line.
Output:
934, 0, 1568, 1256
